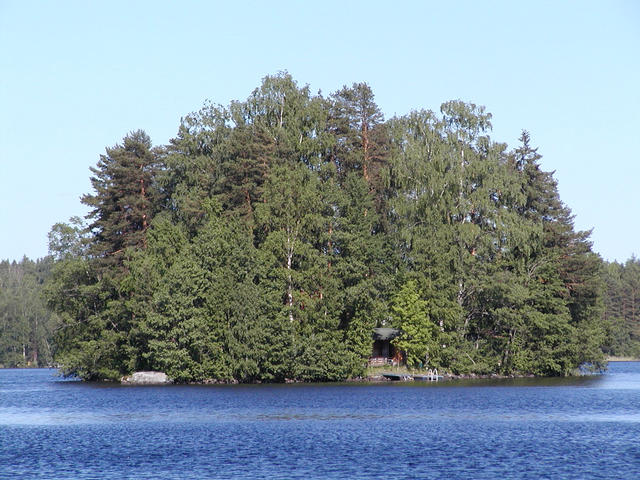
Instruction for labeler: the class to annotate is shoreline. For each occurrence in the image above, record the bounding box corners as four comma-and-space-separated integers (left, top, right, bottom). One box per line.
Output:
4, 360, 638, 384
359, 372, 535, 383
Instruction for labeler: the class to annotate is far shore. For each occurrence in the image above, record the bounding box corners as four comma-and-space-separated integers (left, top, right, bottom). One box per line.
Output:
606, 356, 640, 362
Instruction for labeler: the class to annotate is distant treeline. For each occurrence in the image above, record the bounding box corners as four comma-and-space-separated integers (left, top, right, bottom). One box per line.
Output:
2, 73, 638, 379
602, 259, 640, 358
0, 257, 57, 367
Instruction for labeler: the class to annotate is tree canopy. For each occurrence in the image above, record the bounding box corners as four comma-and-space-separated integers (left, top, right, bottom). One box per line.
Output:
15, 72, 633, 381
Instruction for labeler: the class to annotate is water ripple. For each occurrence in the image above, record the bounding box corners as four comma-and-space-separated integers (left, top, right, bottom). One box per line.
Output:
1, 364, 639, 479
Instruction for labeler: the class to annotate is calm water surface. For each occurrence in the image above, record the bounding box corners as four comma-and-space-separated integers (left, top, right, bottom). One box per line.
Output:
1, 363, 639, 479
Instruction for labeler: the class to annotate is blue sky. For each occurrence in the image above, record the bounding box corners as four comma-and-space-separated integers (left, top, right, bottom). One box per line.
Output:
1, 0, 638, 262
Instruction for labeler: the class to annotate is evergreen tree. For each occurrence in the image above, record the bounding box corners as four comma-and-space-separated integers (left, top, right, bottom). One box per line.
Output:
82, 130, 160, 273
45, 131, 161, 379
511, 131, 604, 372
329, 83, 390, 209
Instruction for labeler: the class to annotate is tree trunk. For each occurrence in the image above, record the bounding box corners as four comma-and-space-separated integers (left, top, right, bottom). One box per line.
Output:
286, 227, 294, 323
362, 118, 370, 183
32, 315, 39, 366
501, 328, 516, 372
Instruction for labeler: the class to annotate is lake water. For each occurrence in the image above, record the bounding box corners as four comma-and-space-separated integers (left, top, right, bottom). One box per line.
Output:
1, 363, 639, 479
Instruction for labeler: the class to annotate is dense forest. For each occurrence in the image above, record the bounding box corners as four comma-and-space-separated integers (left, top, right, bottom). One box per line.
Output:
0, 257, 58, 367
2, 73, 638, 380
602, 258, 640, 358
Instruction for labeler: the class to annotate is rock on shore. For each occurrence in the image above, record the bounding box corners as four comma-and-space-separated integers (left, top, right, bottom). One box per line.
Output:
121, 371, 172, 385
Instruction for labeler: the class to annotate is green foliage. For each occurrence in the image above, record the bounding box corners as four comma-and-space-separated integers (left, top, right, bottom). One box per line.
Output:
0, 257, 58, 368
44, 256, 129, 380
48, 216, 90, 261
40, 73, 615, 382
391, 280, 439, 368
601, 257, 640, 357
82, 129, 161, 274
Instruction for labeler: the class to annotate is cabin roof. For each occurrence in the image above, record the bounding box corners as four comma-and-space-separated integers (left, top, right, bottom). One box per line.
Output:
372, 327, 401, 341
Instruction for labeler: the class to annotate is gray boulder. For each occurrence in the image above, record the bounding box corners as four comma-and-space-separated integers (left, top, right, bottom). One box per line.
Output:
121, 371, 172, 385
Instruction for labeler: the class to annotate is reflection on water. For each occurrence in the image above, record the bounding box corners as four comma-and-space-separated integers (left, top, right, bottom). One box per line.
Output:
1, 363, 639, 479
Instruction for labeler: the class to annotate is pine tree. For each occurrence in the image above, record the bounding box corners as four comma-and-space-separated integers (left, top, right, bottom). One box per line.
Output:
82, 130, 160, 273
329, 83, 389, 203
